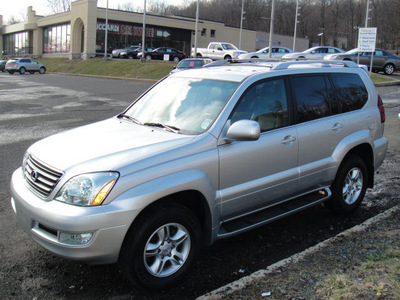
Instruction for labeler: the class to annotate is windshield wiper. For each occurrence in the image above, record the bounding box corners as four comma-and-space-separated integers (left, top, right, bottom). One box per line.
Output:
117, 113, 142, 125
143, 122, 181, 133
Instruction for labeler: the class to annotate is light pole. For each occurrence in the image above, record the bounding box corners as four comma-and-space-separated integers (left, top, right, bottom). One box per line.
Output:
141, 0, 147, 62
365, 0, 371, 27
239, 0, 245, 49
292, 0, 300, 51
104, 0, 108, 59
268, 0, 275, 58
194, 0, 199, 58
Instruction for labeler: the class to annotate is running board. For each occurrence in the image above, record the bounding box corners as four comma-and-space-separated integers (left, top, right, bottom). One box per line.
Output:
218, 188, 331, 238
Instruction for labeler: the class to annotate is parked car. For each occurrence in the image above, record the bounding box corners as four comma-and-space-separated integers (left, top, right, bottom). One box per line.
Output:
191, 42, 247, 60
138, 47, 186, 62
120, 47, 153, 59
10, 60, 387, 291
238, 46, 293, 59
5, 58, 46, 74
170, 58, 212, 73
0, 59, 6, 72
111, 45, 140, 58
324, 48, 400, 75
282, 46, 345, 59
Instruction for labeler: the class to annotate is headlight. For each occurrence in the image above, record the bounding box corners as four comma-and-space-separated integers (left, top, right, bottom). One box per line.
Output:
55, 172, 119, 206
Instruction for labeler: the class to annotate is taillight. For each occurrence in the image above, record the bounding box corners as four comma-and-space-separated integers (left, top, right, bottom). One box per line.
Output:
378, 95, 385, 123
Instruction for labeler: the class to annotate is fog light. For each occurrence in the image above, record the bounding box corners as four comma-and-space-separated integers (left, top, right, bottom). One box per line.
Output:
59, 232, 93, 245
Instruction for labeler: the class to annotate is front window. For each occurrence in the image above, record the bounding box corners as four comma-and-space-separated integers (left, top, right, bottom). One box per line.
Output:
221, 43, 238, 50
125, 77, 238, 134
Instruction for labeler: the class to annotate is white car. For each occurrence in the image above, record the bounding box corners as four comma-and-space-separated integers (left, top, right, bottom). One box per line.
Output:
238, 46, 293, 59
282, 46, 344, 60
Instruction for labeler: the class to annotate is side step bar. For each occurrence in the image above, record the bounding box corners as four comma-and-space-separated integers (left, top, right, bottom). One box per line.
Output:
218, 188, 331, 238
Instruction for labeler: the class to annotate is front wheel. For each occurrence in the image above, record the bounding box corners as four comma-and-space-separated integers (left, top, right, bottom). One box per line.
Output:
384, 63, 395, 75
145, 55, 152, 61
173, 56, 180, 62
39, 67, 46, 74
328, 155, 368, 214
19, 67, 26, 75
119, 204, 201, 291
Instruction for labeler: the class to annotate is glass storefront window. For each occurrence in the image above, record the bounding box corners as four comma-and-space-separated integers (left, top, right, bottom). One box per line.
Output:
2, 31, 32, 55
43, 23, 71, 53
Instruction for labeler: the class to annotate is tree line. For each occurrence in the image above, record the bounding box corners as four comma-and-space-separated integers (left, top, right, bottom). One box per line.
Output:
158, 0, 400, 52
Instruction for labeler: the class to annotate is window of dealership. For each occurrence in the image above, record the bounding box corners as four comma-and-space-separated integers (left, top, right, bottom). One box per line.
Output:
95, 20, 191, 54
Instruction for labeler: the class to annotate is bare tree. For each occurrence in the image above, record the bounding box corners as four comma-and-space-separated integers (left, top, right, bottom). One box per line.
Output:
47, 0, 71, 14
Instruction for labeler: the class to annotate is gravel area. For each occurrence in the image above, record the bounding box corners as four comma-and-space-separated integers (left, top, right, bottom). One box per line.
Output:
199, 205, 400, 300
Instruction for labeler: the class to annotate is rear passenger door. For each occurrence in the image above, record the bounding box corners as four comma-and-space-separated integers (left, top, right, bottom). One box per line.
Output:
290, 74, 346, 193
218, 78, 299, 220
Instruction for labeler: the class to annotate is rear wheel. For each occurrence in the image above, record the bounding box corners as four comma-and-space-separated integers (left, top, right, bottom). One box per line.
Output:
384, 63, 395, 75
173, 56, 180, 62
19, 67, 26, 75
329, 155, 368, 214
145, 55, 152, 61
119, 203, 201, 291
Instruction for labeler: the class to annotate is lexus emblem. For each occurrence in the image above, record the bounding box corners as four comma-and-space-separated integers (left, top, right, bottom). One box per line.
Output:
30, 170, 39, 182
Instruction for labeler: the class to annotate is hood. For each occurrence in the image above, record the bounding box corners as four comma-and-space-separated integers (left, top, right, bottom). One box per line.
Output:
29, 118, 195, 172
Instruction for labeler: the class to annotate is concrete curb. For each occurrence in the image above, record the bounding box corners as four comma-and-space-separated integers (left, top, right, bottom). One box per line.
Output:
47, 72, 158, 83
197, 204, 400, 300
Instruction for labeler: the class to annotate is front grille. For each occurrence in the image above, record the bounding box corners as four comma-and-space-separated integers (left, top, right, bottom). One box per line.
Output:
23, 155, 63, 198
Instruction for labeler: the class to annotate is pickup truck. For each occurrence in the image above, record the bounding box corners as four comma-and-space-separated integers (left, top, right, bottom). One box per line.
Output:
191, 42, 247, 60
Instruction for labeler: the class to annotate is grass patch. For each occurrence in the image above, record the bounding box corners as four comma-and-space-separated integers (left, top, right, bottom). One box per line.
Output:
36, 58, 399, 84
39, 57, 177, 80
318, 246, 400, 299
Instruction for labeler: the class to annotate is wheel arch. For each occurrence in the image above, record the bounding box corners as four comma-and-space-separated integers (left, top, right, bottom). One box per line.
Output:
342, 143, 374, 188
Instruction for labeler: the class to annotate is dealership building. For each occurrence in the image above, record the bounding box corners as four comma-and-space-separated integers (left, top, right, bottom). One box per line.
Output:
0, 0, 308, 59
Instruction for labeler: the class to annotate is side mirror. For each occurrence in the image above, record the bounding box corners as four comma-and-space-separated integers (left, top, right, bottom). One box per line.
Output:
226, 120, 260, 141
311, 51, 316, 54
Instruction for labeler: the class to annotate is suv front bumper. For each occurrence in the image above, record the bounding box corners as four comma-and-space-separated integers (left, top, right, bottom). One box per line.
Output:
10, 168, 138, 264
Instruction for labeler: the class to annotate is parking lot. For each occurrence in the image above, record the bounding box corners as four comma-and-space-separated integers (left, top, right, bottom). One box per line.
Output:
0, 72, 399, 299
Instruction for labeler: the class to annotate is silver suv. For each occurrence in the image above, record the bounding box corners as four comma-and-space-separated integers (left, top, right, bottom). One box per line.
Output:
10, 60, 388, 290
5, 58, 46, 75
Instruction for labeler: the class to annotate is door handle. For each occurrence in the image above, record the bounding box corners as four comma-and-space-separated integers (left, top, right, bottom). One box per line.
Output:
331, 123, 343, 131
281, 135, 296, 144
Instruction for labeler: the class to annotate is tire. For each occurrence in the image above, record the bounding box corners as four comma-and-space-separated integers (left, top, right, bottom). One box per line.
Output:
251, 56, 259, 59
119, 203, 201, 291
173, 56, 180, 62
224, 55, 232, 60
328, 155, 368, 214
384, 63, 395, 75
145, 55, 152, 61
39, 67, 46, 74
19, 67, 26, 75
196, 53, 202, 58
128, 55, 134, 59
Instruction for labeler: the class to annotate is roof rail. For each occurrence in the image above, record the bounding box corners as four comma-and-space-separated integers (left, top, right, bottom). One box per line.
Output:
272, 60, 359, 70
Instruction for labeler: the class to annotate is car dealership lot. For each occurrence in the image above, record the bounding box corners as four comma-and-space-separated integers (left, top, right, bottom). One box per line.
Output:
0, 72, 399, 299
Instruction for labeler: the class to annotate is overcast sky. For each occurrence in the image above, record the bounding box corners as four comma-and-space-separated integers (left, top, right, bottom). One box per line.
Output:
1, 0, 187, 24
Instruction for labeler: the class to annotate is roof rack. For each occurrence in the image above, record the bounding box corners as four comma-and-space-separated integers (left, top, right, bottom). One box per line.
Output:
272, 60, 359, 70
202, 58, 362, 71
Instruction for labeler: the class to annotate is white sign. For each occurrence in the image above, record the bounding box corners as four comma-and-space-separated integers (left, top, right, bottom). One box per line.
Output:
358, 27, 377, 52
163, 54, 170, 61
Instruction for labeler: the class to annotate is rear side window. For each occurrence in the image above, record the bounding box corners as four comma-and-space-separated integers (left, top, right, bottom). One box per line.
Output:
290, 75, 336, 123
330, 73, 368, 112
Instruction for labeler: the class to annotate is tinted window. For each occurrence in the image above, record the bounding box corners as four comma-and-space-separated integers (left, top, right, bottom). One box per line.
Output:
231, 78, 289, 132
291, 75, 335, 123
330, 73, 368, 112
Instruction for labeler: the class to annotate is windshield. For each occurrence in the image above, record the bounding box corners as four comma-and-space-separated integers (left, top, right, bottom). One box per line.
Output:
221, 43, 238, 50
125, 77, 239, 134
177, 60, 204, 69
